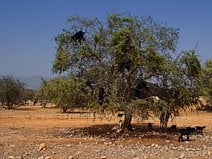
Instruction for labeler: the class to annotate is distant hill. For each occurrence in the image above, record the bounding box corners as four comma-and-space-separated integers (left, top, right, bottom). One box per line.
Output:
16, 75, 50, 90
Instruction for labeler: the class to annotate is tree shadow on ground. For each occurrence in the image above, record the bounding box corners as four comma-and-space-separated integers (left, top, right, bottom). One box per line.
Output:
53, 123, 174, 141
15, 106, 35, 111
0, 105, 35, 111
197, 105, 212, 112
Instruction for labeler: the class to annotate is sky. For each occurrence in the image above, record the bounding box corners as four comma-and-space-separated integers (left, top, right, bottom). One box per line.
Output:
0, 0, 211, 77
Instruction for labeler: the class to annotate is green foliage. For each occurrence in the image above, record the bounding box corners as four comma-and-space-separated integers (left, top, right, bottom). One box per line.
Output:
202, 59, 212, 102
36, 77, 92, 112
110, 28, 132, 60
180, 50, 201, 78
0, 76, 25, 109
145, 51, 167, 73
22, 89, 35, 102
52, 46, 70, 74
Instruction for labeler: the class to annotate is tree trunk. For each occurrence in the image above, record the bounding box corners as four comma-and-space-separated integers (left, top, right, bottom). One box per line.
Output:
123, 112, 133, 131
62, 106, 67, 113
160, 111, 171, 129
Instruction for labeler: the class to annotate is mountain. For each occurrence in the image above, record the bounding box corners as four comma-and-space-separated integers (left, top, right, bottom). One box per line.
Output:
16, 75, 50, 90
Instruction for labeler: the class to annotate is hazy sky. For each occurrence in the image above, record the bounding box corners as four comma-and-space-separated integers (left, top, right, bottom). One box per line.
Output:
0, 0, 211, 77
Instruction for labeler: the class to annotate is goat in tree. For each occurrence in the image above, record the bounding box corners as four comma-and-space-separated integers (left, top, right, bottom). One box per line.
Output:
98, 87, 105, 105
133, 80, 148, 98
72, 31, 85, 42
118, 59, 132, 72
85, 80, 94, 90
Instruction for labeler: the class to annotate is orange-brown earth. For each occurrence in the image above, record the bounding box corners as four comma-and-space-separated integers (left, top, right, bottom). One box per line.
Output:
0, 105, 211, 159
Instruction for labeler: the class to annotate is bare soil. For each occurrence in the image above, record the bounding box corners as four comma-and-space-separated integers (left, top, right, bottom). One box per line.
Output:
0, 105, 211, 159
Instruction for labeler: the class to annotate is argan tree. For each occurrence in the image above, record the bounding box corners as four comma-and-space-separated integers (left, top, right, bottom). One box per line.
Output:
52, 13, 203, 130
202, 59, 212, 106
0, 76, 25, 109
36, 76, 92, 112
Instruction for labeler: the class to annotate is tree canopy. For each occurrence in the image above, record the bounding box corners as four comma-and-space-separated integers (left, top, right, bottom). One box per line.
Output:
36, 76, 92, 112
202, 60, 212, 102
50, 13, 203, 130
0, 76, 25, 109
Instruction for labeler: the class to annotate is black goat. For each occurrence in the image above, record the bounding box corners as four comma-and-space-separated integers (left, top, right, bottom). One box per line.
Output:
195, 126, 206, 134
72, 31, 85, 42
178, 127, 196, 142
85, 80, 94, 90
133, 80, 148, 98
168, 125, 177, 132
118, 59, 132, 72
98, 87, 105, 105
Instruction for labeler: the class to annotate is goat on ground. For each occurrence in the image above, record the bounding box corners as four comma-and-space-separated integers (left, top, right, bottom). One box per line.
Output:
168, 125, 177, 132
178, 126, 196, 142
195, 126, 206, 134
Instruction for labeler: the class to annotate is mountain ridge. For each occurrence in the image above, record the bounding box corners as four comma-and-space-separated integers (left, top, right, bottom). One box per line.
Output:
16, 75, 50, 90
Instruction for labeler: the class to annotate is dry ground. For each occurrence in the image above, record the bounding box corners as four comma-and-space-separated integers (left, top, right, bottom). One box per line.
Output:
0, 105, 211, 159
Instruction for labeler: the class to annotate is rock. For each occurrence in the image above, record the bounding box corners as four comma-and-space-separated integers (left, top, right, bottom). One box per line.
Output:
38, 143, 46, 151
143, 156, 148, 159
204, 135, 210, 139
38, 156, 44, 159
45, 156, 52, 159
100, 156, 107, 159
179, 145, 183, 149
171, 146, 177, 150
179, 153, 185, 158
164, 146, 169, 150
151, 144, 155, 147
202, 145, 207, 149
23, 153, 29, 157
68, 156, 74, 159
165, 140, 170, 143
185, 148, 190, 151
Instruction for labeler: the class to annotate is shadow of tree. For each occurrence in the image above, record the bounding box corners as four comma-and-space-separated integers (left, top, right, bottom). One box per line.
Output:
53, 123, 173, 141
197, 104, 212, 112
